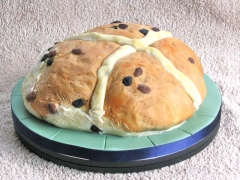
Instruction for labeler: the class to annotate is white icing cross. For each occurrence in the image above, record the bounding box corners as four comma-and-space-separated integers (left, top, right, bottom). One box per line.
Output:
65, 31, 202, 124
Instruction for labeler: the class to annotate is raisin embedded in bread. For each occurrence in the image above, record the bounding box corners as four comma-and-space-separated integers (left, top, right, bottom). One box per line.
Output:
22, 22, 207, 136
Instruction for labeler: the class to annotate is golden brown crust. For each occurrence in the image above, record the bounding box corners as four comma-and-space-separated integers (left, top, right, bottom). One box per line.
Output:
86, 23, 153, 38
31, 40, 120, 117
103, 37, 207, 132
26, 22, 207, 133
151, 38, 207, 100
104, 51, 196, 132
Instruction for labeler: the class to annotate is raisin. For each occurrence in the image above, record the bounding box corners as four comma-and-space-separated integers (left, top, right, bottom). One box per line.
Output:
72, 98, 86, 108
26, 91, 37, 102
47, 58, 54, 66
152, 27, 160, 32
48, 102, 57, 114
134, 67, 143, 77
138, 84, 151, 94
188, 57, 195, 64
110, 20, 122, 24
122, 76, 133, 86
139, 29, 149, 35
41, 54, 48, 62
118, 24, 128, 29
72, 48, 82, 54
90, 125, 102, 133
48, 51, 57, 58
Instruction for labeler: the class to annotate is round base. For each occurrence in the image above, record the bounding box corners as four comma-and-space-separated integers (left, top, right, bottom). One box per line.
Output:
11, 74, 222, 173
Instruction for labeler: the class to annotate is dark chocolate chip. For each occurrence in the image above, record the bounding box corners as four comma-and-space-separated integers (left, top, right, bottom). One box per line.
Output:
48, 51, 57, 58
111, 25, 118, 29
137, 84, 151, 94
118, 24, 128, 29
26, 91, 37, 102
72, 98, 86, 108
188, 57, 195, 64
110, 20, 122, 24
122, 76, 133, 86
47, 58, 54, 66
134, 67, 143, 77
90, 125, 102, 133
48, 102, 57, 114
54, 42, 59, 45
72, 48, 82, 54
41, 54, 48, 62
152, 27, 160, 32
139, 29, 149, 35
48, 46, 53, 51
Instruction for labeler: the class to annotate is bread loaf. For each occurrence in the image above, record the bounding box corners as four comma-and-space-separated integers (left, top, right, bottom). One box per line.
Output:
22, 22, 207, 136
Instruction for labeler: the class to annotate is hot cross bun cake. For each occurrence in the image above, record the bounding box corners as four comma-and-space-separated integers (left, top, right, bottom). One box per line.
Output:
22, 21, 207, 136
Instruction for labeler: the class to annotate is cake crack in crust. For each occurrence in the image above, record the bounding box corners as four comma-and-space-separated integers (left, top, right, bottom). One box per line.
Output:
22, 22, 207, 136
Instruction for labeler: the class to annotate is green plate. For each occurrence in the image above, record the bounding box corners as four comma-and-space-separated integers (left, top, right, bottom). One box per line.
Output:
11, 74, 221, 151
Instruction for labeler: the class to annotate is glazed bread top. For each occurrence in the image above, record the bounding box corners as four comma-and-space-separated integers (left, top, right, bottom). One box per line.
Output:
22, 22, 207, 136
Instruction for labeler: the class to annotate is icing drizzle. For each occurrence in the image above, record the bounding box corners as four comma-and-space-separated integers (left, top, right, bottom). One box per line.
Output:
89, 45, 136, 124
65, 30, 202, 116
23, 27, 202, 136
